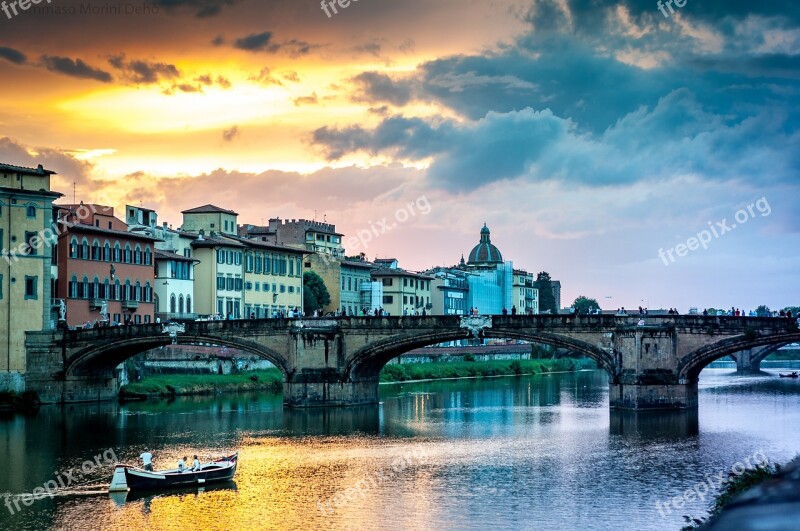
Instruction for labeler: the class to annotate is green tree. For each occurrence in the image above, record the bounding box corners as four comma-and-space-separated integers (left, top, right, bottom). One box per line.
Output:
572, 296, 601, 315
782, 306, 800, 315
303, 271, 331, 313
755, 305, 771, 317
535, 272, 556, 314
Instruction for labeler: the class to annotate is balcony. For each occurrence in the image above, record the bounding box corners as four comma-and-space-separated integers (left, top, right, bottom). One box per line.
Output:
122, 300, 139, 310
89, 299, 104, 309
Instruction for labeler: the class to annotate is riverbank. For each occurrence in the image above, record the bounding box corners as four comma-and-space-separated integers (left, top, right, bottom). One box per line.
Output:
119, 358, 596, 398
119, 370, 283, 399
381, 358, 594, 383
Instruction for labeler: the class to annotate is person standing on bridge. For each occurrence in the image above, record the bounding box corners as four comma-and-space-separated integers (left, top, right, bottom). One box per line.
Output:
511, 306, 517, 315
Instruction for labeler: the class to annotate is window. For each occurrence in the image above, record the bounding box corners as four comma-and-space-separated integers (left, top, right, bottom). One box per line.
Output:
246, 254, 253, 273
235, 278, 243, 291
216, 275, 225, 290
69, 237, 79, 258
246, 281, 253, 291
217, 249, 225, 264
226, 251, 233, 265
280, 284, 286, 293
144, 247, 152, 266
24, 231, 38, 256
403, 296, 408, 304
235, 252, 241, 266
224, 220, 228, 231
264, 254, 271, 274
254, 254, 262, 274
264, 283, 269, 292
170, 295, 176, 313
186, 296, 191, 314
91, 240, 100, 260
144, 315, 151, 324
124, 244, 132, 264
255, 282, 259, 291
81, 238, 90, 259
104, 242, 111, 261
179, 295, 184, 314
22, 276, 37, 299
25, 205, 36, 218
114, 243, 121, 262
382, 278, 393, 287
226, 277, 234, 291
69, 276, 78, 298
289, 259, 294, 276
144, 282, 151, 303
404, 278, 408, 287
383, 295, 393, 304
134, 281, 141, 301
134, 245, 142, 264
288, 286, 294, 293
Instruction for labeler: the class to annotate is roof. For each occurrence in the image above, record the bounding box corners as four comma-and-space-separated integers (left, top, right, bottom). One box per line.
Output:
154, 250, 199, 263
57, 221, 162, 242
341, 260, 375, 269
190, 234, 247, 248
181, 204, 238, 216
0, 187, 63, 198
228, 235, 307, 255
0, 163, 57, 176
371, 267, 433, 281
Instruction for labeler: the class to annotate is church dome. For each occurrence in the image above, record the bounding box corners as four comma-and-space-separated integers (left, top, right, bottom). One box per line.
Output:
467, 224, 503, 265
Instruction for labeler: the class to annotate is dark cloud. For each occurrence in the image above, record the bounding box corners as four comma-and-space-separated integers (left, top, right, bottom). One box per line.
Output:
0, 46, 26, 65
108, 54, 180, 84
40, 56, 112, 82
234, 32, 275, 52
0, 137, 94, 185
152, 0, 239, 18
222, 126, 239, 142
351, 72, 416, 106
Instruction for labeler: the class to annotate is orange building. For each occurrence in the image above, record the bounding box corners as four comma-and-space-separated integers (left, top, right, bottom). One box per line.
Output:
54, 204, 158, 327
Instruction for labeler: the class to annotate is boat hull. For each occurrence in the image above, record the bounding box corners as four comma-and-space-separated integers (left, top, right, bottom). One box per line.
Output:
113, 454, 238, 492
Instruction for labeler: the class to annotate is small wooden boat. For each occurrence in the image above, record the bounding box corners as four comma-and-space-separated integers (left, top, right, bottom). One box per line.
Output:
778, 372, 799, 378
109, 453, 238, 492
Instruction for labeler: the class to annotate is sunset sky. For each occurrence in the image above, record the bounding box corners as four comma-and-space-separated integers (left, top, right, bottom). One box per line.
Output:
1, 0, 798, 311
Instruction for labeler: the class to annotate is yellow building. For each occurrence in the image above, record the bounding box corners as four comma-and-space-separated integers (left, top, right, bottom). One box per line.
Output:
371, 260, 432, 316
302, 253, 373, 315
1, 163, 63, 390
236, 236, 305, 317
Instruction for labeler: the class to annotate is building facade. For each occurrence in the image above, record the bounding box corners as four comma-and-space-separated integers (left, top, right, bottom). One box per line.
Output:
463, 225, 513, 314
371, 262, 432, 316
240, 218, 344, 257
237, 236, 304, 318
0, 163, 62, 389
154, 250, 198, 321
428, 268, 469, 316
55, 204, 157, 326
302, 253, 373, 315
512, 269, 539, 315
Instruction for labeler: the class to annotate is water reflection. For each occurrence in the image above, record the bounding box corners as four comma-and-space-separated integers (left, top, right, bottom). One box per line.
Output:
1, 369, 799, 531
609, 409, 699, 439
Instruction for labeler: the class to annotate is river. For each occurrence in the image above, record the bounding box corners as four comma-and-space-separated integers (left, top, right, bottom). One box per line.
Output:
1, 368, 799, 531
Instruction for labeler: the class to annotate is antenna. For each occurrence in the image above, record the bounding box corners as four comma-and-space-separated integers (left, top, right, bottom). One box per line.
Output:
73, 182, 76, 204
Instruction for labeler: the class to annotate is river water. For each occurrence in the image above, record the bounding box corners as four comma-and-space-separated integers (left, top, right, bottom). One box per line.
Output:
1, 369, 799, 531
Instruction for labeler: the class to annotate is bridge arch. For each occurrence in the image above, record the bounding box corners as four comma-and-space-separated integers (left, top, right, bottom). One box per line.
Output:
678, 332, 800, 381
65, 332, 291, 380
345, 328, 616, 383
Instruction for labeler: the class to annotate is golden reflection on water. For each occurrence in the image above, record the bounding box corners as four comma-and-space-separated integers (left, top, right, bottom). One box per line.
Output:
49, 435, 457, 531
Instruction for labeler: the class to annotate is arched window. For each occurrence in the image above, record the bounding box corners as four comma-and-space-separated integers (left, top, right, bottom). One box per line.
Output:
81, 238, 90, 259
26, 205, 36, 218
103, 279, 110, 299
90, 276, 99, 299
144, 246, 152, 266
178, 295, 184, 314
134, 281, 141, 301
124, 280, 131, 300
134, 244, 142, 265
124, 244, 132, 264
114, 243, 121, 262
91, 240, 100, 260
154, 293, 160, 312
114, 279, 121, 300
103, 241, 111, 261
186, 296, 192, 314
170, 294, 176, 314
69, 237, 79, 259
69, 275, 78, 298
144, 282, 151, 303
81, 276, 89, 298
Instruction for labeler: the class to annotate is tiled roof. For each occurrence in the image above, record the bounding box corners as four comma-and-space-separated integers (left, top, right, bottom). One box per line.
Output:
57, 221, 162, 242
181, 204, 238, 215
0, 162, 57, 175
371, 267, 433, 280
228, 235, 307, 254
154, 250, 199, 263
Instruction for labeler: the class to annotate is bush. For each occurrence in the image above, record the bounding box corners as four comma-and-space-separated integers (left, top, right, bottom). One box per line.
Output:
463, 353, 475, 362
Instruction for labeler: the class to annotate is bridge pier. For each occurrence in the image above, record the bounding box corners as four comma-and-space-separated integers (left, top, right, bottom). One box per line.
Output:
733, 349, 762, 373
283, 378, 379, 408
609, 381, 698, 410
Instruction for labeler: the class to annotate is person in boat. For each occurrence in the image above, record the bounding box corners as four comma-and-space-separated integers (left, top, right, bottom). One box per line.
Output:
192, 455, 201, 471
140, 450, 154, 471
177, 456, 186, 472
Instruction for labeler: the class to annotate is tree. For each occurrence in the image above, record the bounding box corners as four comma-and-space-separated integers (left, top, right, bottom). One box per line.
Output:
573, 296, 601, 315
782, 306, 800, 316
755, 305, 771, 317
303, 271, 331, 313
535, 271, 556, 314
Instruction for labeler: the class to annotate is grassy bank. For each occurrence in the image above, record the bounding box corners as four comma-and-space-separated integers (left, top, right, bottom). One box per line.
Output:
380, 358, 595, 383
120, 370, 283, 399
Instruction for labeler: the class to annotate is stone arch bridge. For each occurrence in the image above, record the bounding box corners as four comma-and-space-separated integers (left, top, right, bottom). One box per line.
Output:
25, 315, 800, 409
